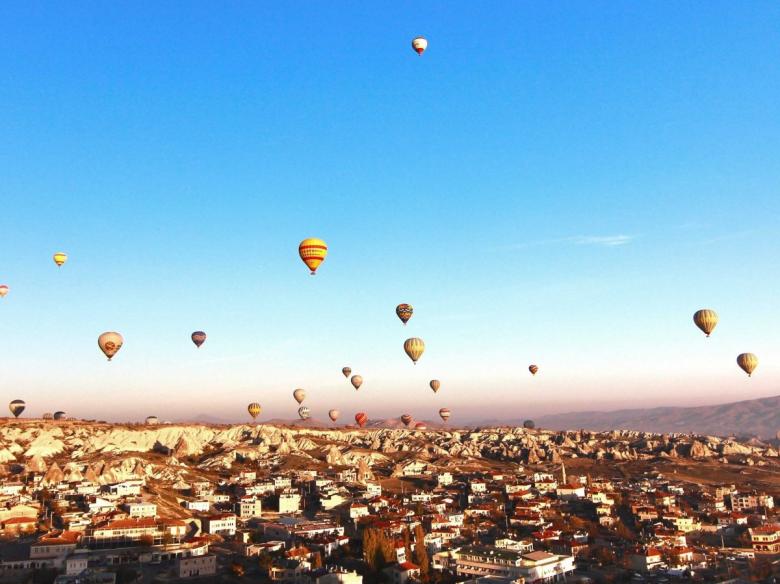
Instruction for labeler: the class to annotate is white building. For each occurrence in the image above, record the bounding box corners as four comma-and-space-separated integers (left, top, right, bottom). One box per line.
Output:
279, 491, 301, 514
236, 498, 263, 520
124, 501, 157, 518
203, 513, 237, 536
177, 554, 217, 578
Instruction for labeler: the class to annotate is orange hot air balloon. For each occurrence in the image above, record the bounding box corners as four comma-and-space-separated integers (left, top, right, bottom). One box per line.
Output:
298, 238, 328, 275
53, 252, 68, 267
396, 304, 413, 325
429, 379, 441, 393
293, 389, 306, 404
351, 375, 363, 390
342, 367, 352, 378
0, 285, 8, 298
404, 338, 425, 364
693, 309, 719, 337
411, 36, 428, 56
400, 414, 413, 427
439, 408, 451, 422
528, 365, 539, 376
191, 331, 207, 348
355, 412, 368, 428
98, 332, 124, 361
328, 409, 340, 422
736, 353, 758, 377
247, 403, 261, 420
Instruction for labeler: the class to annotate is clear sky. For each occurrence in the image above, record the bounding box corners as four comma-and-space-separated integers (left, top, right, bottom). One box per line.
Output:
1, 2, 778, 423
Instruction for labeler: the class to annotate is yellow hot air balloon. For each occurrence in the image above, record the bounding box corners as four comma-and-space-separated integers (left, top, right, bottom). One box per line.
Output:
404, 338, 425, 364
693, 309, 719, 337
396, 304, 414, 325
248, 402, 262, 420
429, 379, 441, 393
351, 375, 363, 390
98, 332, 124, 361
298, 238, 328, 275
293, 388, 306, 404
53, 252, 68, 267
0, 285, 8, 298
737, 353, 758, 377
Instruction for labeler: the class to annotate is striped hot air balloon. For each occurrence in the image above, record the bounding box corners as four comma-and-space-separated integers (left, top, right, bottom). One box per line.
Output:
528, 365, 539, 376
400, 414, 413, 427
191, 331, 207, 348
354, 412, 368, 428
693, 309, 719, 337
411, 36, 428, 56
298, 406, 311, 420
429, 380, 441, 393
439, 408, 451, 422
396, 304, 413, 325
9, 400, 25, 418
415, 422, 427, 431
351, 375, 363, 390
53, 252, 68, 267
737, 353, 758, 377
248, 403, 262, 420
145, 416, 159, 425
298, 238, 328, 275
404, 338, 425, 364
98, 332, 124, 361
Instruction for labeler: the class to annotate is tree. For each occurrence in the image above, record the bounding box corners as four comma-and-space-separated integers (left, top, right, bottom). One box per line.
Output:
257, 551, 274, 574
414, 525, 430, 582
312, 552, 324, 570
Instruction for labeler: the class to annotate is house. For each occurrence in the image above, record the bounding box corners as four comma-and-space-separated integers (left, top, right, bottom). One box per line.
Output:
316, 569, 363, 584
0, 516, 37, 535
384, 561, 421, 584
124, 501, 157, 518
516, 551, 575, 582
628, 548, 665, 572
203, 513, 237, 536
749, 525, 780, 553
30, 531, 81, 569
177, 554, 217, 578
350, 504, 370, 520
279, 491, 301, 514
185, 500, 210, 512
438, 473, 453, 486
236, 497, 262, 520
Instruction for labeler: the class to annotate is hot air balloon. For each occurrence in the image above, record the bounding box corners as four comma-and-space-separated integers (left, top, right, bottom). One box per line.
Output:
411, 36, 428, 56
693, 309, 719, 337
298, 406, 311, 420
351, 375, 363, 390
737, 353, 758, 377
400, 414, 413, 427
328, 409, 340, 422
404, 338, 425, 364
415, 422, 427, 431
342, 367, 352, 378
191, 331, 207, 348
53, 252, 68, 267
439, 408, 451, 422
429, 379, 441, 393
528, 365, 539, 376
42, 412, 53, 420
248, 403, 262, 420
396, 304, 413, 325
98, 332, 124, 361
8, 400, 25, 418
0, 285, 8, 298
354, 412, 368, 428
293, 389, 306, 404
145, 416, 159, 425
523, 419, 535, 429
53, 411, 66, 420
298, 238, 328, 275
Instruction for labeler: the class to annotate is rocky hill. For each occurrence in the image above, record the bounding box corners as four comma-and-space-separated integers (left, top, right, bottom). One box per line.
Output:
533, 394, 780, 439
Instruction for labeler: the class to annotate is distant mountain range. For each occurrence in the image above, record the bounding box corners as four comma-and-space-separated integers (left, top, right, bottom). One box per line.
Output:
532, 394, 780, 439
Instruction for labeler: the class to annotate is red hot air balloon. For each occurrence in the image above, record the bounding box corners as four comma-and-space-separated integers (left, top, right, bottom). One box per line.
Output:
355, 412, 368, 428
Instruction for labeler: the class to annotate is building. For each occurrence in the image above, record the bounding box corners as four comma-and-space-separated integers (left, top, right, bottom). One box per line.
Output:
456, 546, 573, 583
749, 525, 780, 553
124, 501, 157, 518
177, 554, 217, 578
628, 548, 665, 572
236, 497, 263, 520
203, 513, 237, 536
279, 491, 301, 514
384, 562, 421, 584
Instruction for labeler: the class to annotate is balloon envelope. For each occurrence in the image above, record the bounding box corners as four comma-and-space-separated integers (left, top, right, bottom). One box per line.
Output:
0, 285, 8, 298
298, 406, 311, 420
354, 412, 368, 428
396, 304, 414, 325
53, 252, 68, 267
145, 416, 158, 425
411, 36, 428, 55
293, 389, 306, 404
737, 353, 758, 377
328, 409, 340, 422
248, 403, 262, 419
9, 400, 25, 418
404, 338, 425, 364
439, 408, 451, 422
342, 367, 352, 378
53, 411, 66, 420
693, 309, 719, 337
400, 414, 413, 427
191, 331, 207, 348
351, 375, 363, 390
528, 365, 539, 376
523, 419, 535, 429
298, 238, 328, 275
98, 332, 124, 361
429, 379, 441, 393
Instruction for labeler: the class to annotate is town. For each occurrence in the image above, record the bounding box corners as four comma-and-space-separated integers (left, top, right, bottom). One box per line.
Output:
0, 421, 777, 583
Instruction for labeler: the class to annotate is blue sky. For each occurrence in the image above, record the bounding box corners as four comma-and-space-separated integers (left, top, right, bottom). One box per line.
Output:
1, 2, 778, 423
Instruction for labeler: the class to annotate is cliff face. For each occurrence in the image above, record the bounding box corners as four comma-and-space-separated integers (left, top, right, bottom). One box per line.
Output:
0, 421, 776, 475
